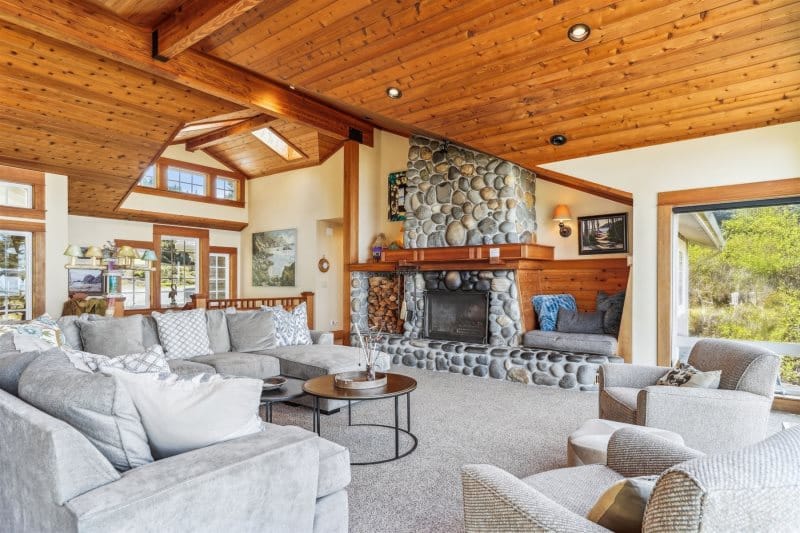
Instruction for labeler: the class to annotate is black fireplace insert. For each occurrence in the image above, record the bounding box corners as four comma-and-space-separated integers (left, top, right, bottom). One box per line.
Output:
424, 290, 489, 344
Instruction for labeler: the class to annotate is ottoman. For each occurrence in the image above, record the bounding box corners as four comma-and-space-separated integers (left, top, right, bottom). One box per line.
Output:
567, 418, 684, 466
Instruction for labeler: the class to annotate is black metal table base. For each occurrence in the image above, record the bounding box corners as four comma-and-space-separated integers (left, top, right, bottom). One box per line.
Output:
312, 393, 417, 465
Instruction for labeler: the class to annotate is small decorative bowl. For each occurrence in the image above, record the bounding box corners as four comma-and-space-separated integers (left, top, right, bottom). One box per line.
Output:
262, 377, 287, 391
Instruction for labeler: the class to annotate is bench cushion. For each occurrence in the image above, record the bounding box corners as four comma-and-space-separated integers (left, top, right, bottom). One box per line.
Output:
523, 330, 618, 356
190, 352, 280, 379
260, 345, 361, 380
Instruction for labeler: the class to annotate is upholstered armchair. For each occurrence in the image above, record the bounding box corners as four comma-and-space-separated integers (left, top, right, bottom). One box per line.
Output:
461, 426, 800, 532
598, 339, 779, 453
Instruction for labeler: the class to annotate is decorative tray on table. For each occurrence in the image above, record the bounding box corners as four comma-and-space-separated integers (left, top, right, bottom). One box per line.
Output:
262, 377, 287, 391
334, 371, 387, 389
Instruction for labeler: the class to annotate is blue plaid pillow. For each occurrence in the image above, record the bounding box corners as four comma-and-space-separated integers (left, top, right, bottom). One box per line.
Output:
532, 294, 577, 331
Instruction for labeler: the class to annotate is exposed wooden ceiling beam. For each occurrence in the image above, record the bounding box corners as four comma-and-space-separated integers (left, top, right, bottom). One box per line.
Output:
185, 113, 277, 151
532, 166, 633, 206
153, 0, 265, 60
0, 0, 374, 146
70, 205, 248, 231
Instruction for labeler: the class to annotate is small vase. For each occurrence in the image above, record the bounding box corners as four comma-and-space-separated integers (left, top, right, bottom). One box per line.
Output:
365, 363, 376, 381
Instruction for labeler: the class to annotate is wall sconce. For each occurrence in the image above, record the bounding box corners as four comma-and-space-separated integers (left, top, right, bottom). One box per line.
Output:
115, 245, 138, 267
84, 246, 103, 266
552, 204, 573, 238
63, 244, 83, 266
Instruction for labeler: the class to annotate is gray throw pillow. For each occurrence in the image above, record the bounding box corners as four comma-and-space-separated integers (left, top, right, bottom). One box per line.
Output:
18, 349, 153, 471
0, 349, 41, 396
0, 331, 16, 352
56, 315, 83, 350
597, 291, 625, 337
206, 309, 232, 353
77, 314, 145, 356
555, 309, 605, 334
226, 310, 276, 352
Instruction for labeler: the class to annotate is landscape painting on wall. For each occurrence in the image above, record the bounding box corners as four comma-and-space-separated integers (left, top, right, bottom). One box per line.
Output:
252, 229, 297, 286
67, 269, 104, 295
578, 213, 628, 255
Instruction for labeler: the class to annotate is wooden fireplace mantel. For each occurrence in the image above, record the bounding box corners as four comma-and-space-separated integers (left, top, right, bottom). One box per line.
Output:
350, 243, 555, 272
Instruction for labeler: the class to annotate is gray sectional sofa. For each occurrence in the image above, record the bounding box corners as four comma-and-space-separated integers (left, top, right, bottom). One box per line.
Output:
57, 310, 362, 412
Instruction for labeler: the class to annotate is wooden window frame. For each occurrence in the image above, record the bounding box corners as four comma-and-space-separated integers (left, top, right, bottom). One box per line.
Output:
115, 239, 157, 311
152, 226, 210, 309
0, 166, 45, 220
656, 177, 800, 413
133, 158, 245, 208
209, 246, 238, 299
0, 220, 45, 318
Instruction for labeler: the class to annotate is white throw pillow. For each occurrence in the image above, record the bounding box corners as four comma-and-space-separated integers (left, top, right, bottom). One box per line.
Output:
151, 309, 213, 359
105, 370, 263, 459
657, 362, 721, 389
63, 346, 170, 374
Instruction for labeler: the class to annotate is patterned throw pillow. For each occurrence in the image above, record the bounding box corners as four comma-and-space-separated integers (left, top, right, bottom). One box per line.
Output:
0, 313, 63, 349
588, 476, 657, 532
64, 346, 170, 374
532, 294, 577, 331
263, 303, 312, 346
152, 309, 213, 360
657, 362, 721, 389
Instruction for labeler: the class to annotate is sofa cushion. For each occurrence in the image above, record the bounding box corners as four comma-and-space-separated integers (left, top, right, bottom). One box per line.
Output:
57, 315, 83, 350
597, 291, 625, 337
522, 330, 618, 356
105, 370, 263, 459
190, 352, 280, 379
0, 349, 41, 396
226, 310, 276, 352
168, 358, 216, 377
316, 437, 351, 498
205, 309, 231, 354
77, 314, 145, 356
523, 464, 623, 516
141, 316, 161, 348
152, 309, 213, 359
18, 349, 153, 471
556, 309, 605, 334
260, 345, 361, 380
600, 387, 639, 425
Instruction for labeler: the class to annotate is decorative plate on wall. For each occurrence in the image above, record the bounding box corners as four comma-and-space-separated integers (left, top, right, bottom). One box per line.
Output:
318, 257, 330, 272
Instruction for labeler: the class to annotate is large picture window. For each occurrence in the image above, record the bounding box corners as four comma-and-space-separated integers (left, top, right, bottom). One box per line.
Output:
167, 166, 206, 196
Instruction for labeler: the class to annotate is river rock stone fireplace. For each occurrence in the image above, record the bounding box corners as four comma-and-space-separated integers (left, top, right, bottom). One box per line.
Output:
424, 290, 488, 344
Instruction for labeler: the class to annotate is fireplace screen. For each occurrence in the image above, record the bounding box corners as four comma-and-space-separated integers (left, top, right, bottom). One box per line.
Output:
424, 290, 489, 344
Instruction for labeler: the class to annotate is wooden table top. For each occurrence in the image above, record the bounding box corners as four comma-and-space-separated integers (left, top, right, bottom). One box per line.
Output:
303, 372, 417, 400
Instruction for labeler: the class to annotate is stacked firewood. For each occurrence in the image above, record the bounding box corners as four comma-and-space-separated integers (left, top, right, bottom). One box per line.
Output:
368, 276, 403, 333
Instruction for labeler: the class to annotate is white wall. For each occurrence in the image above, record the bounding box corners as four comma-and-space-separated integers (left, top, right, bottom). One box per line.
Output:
241, 150, 344, 327
315, 219, 343, 330
543, 121, 800, 364
534, 179, 632, 260
45, 174, 70, 316
358, 130, 407, 261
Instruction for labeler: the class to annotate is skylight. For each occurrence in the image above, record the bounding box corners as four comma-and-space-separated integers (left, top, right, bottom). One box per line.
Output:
251, 127, 304, 161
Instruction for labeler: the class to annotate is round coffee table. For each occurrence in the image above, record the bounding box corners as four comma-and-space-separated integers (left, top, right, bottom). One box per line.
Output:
303, 372, 418, 465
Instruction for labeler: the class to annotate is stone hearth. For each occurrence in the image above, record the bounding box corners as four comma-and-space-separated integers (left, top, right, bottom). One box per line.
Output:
378, 335, 623, 391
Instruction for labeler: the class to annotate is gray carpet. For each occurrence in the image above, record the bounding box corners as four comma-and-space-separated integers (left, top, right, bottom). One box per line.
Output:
270, 366, 800, 533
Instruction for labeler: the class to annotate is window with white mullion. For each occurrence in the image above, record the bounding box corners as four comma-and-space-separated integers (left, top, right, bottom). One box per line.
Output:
209, 253, 230, 300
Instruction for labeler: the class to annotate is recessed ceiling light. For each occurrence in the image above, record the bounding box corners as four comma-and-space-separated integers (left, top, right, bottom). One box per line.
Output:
288, 84, 296, 90
567, 23, 591, 42
386, 87, 403, 99
550, 134, 568, 146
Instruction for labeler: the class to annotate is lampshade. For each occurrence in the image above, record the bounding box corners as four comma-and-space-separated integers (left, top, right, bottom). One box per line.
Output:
63, 244, 83, 258
551, 204, 572, 222
116, 245, 138, 259
141, 250, 157, 262
84, 246, 103, 259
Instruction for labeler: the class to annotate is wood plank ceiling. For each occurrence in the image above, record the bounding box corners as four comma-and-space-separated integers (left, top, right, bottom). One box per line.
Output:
194, 0, 800, 165
0, 0, 798, 222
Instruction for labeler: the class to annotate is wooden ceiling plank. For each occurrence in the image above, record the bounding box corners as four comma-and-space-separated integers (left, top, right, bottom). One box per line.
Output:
153, 0, 266, 60
501, 98, 800, 164
198, 148, 250, 177
80, 0, 186, 28
185, 113, 278, 151
0, 155, 124, 182
0, 0, 374, 145
388, 1, 799, 126
458, 59, 800, 145
308, 0, 686, 97
449, 46, 800, 141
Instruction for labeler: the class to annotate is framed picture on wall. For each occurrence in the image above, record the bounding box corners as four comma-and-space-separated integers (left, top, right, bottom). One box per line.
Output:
67, 268, 104, 295
578, 213, 628, 255
252, 228, 297, 287
388, 171, 408, 221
